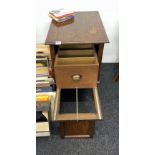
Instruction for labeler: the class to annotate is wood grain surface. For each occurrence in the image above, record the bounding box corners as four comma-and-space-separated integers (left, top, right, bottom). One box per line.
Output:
45, 11, 109, 45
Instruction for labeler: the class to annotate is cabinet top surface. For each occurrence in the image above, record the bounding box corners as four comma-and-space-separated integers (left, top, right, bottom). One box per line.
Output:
45, 11, 109, 45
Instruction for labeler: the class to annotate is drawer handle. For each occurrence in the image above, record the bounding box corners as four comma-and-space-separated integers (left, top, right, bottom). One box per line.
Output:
72, 74, 82, 81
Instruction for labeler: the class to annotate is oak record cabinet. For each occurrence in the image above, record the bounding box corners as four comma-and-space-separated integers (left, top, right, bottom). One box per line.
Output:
45, 11, 109, 138
52, 44, 102, 138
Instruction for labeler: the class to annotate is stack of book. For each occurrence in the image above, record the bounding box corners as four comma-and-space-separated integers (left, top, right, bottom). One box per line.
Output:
36, 46, 56, 137
48, 8, 74, 23
36, 54, 55, 109
36, 57, 49, 77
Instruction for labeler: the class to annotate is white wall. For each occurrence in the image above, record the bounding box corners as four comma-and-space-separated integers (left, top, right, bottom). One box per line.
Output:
36, 0, 119, 62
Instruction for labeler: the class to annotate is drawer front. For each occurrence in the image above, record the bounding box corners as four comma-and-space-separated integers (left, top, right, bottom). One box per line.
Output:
54, 54, 99, 88
55, 65, 98, 88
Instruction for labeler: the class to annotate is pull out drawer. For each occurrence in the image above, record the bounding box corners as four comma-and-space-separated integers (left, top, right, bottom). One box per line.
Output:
54, 53, 99, 88
52, 88, 103, 121
58, 44, 95, 57
58, 49, 95, 57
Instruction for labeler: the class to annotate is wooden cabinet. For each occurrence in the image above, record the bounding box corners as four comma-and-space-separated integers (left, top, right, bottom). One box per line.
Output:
45, 11, 109, 138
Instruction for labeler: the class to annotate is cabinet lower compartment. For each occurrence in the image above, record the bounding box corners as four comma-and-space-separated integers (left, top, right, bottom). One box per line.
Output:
60, 120, 95, 138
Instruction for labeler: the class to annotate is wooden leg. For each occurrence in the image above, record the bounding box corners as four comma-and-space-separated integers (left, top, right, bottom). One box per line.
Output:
113, 63, 119, 82
113, 73, 119, 82
97, 44, 104, 82
49, 45, 55, 65
49, 45, 56, 79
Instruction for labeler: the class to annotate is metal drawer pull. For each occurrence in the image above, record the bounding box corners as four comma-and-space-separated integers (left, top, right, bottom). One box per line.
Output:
72, 74, 82, 81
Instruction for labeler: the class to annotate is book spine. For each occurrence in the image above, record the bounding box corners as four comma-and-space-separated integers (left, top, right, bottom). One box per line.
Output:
50, 12, 74, 19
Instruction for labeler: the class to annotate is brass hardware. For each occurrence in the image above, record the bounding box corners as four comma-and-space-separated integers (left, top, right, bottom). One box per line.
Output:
72, 74, 81, 81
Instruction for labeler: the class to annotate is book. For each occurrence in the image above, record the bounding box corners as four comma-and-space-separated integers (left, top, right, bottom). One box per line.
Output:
36, 76, 49, 81
36, 122, 50, 137
36, 122, 49, 131
36, 87, 52, 93
49, 8, 74, 19
36, 92, 56, 111
36, 77, 50, 87
36, 67, 49, 76
36, 77, 54, 87
36, 83, 50, 88
36, 57, 48, 67
36, 44, 51, 60
48, 13, 74, 23
36, 131, 50, 137
36, 79, 49, 85
36, 95, 49, 102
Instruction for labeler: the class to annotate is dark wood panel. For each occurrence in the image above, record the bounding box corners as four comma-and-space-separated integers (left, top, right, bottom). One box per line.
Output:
60, 121, 95, 138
